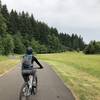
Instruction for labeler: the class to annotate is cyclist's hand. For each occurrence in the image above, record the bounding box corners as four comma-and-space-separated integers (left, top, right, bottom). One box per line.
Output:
40, 66, 43, 69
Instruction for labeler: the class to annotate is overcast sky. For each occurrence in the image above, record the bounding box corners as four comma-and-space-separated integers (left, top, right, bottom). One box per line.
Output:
2, 0, 100, 43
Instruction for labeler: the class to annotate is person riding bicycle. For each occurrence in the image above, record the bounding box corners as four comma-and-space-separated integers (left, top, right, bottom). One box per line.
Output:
22, 47, 43, 83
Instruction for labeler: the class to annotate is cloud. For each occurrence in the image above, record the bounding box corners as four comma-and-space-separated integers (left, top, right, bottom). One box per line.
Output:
2, 0, 100, 43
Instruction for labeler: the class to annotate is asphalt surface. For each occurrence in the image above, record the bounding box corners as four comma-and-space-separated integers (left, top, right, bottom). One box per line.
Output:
0, 62, 75, 100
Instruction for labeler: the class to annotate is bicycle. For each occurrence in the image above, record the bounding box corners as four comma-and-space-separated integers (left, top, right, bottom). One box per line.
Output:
19, 68, 38, 100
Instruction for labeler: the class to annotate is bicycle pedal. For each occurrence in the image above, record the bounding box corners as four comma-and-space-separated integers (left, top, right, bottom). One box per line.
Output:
27, 90, 31, 96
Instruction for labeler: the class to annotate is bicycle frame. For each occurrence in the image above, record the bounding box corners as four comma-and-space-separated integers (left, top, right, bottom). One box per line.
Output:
28, 75, 33, 90
19, 68, 38, 100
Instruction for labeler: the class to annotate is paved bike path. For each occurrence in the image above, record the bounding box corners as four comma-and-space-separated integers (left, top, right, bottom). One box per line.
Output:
0, 62, 75, 100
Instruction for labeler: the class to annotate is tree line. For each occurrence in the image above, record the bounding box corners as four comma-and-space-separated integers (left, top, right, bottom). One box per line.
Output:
0, 0, 86, 55
84, 41, 100, 54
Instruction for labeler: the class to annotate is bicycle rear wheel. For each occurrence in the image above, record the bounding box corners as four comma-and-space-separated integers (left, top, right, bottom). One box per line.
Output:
19, 83, 30, 100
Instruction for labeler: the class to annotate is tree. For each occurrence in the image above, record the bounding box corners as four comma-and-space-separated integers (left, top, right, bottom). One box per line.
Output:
50, 27, 58, 36
13, 34, 25, 54
2, 34, 14, 55
0, 0, 1, 10
8, 10, 19, 34
0, 1, 7, 35
18, 11, 33, 36
47, 34, 61, 53
0, 36, 4, 55
31, 38, 41, 53
38, 44, 48, 53
0, 14, 7, 35
35, 21, 50, 44
1, 5, 9, 23
73, 34, 79, 50
31, 38, 48, 53
79, 36, 85, 50
83, 41, 95, 54
95, 42, 100, 54
30, 14, 37, 36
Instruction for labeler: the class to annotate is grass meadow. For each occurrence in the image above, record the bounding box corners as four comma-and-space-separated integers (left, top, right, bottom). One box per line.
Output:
0, 56, 20, 75
38, 52, 100, 100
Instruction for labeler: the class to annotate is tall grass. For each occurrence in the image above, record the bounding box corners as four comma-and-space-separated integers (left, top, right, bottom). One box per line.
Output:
38, 52, 100, 100
0, 56, 20, 75
0, 56, 8, 61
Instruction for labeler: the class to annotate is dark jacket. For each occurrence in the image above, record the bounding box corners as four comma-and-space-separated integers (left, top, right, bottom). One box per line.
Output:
32, 55, 43, 69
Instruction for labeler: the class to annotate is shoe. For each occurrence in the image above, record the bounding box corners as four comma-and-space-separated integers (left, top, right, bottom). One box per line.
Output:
23, 87, 26, 93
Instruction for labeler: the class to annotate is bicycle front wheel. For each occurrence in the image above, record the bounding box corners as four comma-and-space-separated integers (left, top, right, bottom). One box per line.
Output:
19, 82, 30, 100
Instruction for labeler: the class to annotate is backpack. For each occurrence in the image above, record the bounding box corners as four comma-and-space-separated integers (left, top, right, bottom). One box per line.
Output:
22, 54, 33, 70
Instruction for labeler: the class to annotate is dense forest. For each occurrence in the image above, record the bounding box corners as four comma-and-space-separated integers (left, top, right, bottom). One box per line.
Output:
0, 0, 94, 55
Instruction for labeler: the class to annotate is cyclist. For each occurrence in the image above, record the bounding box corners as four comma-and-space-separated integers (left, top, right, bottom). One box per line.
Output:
22, 47, 43, 83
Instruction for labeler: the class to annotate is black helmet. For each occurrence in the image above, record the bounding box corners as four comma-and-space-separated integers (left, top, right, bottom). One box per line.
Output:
26, 47, 33, 55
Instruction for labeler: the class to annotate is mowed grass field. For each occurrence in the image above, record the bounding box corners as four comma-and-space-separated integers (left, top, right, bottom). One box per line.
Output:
38, 52, 100, 100
0, 56, 20, 75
